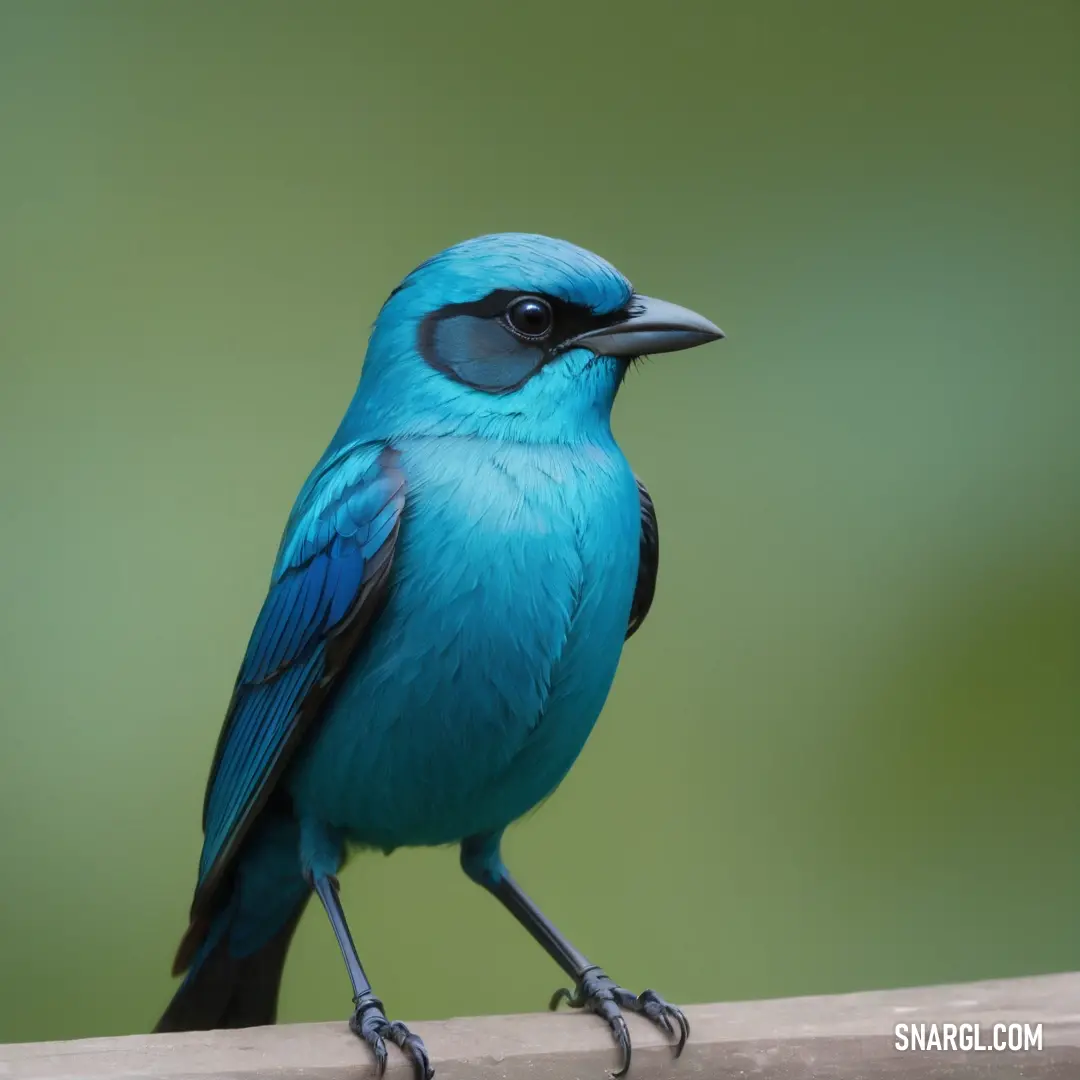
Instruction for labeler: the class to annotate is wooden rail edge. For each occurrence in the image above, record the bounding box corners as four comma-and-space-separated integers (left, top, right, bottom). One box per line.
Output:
2, 972, 1078, 1078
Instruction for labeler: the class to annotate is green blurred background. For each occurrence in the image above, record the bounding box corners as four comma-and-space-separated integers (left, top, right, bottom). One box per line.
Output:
1, 0, 1078, 1045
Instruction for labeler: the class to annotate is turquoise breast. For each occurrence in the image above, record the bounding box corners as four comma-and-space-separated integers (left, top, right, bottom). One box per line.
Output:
286, 433, 641, 850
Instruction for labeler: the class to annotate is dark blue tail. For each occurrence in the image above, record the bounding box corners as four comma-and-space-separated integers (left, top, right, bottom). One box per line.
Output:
156, 812, 311, 1032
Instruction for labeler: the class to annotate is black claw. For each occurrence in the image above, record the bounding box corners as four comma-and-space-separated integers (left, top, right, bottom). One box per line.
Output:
387, 1022, 434, 1080
349, 995, 433, 1080
370, 1036, 388, 1077
632, 989, 689, 1058
671, 1005, 690, 1057
551, 970, 689, 1075
630, 989, 691, 1054
609, 1012, 632, 1078
645, 1003, 675, 1039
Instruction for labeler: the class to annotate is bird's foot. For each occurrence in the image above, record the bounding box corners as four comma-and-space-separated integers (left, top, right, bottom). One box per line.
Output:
550, 967, 688, 1078
350, 993, 433, 1080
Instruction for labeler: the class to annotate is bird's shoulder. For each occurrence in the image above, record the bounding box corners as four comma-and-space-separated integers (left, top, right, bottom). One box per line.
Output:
272, 441, 403, 580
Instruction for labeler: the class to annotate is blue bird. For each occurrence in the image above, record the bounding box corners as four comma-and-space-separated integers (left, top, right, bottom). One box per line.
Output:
156, 233, 723, 1078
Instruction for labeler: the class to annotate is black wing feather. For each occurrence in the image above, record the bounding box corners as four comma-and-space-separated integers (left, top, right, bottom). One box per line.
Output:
626, 475, 658, 639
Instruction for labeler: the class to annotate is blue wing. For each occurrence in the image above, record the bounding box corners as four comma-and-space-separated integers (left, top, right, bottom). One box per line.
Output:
191, 443, 406, 922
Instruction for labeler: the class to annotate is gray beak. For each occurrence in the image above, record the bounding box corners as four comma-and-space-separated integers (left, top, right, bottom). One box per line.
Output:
565, 295, 724, 357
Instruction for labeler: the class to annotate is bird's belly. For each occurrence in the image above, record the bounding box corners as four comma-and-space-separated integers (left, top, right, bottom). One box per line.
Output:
285, 438, 640, 849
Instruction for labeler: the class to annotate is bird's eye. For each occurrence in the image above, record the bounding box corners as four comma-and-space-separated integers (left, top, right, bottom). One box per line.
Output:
505, 296, 554, 340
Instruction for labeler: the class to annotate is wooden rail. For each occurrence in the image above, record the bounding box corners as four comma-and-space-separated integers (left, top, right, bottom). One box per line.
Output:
2, 972, 1077, 1078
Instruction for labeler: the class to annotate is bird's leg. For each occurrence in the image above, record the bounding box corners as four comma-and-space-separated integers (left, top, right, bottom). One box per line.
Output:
310, 873, 433, 1080
460, 833, 688, 1078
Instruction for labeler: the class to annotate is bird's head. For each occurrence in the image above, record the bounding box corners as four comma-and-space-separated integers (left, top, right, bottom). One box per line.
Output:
341, 233, 723, 445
